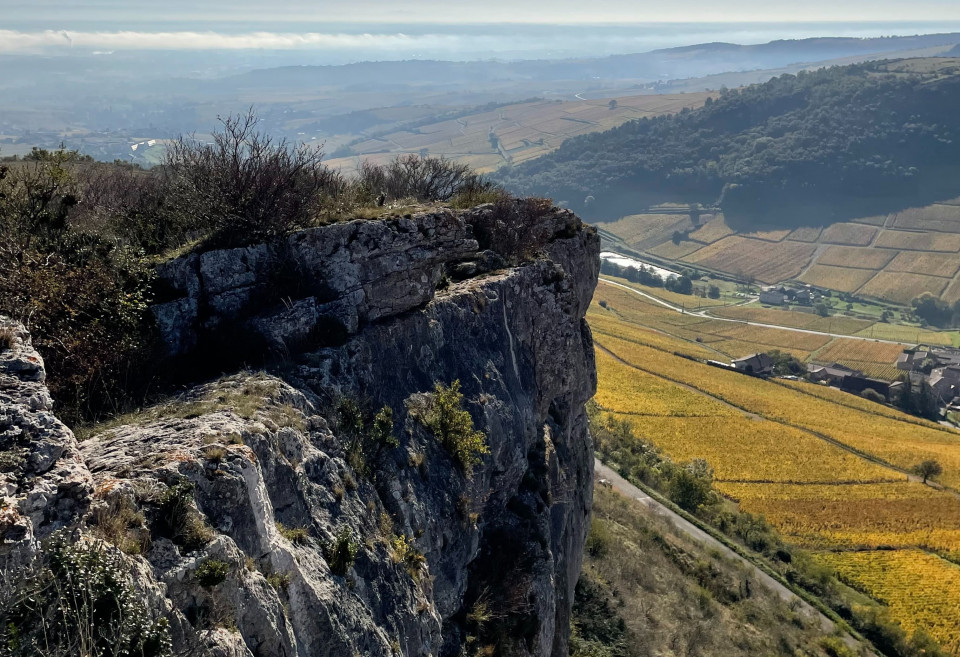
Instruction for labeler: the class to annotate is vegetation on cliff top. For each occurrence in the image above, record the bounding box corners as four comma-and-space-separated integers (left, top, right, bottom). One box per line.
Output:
0, 113, 513, 425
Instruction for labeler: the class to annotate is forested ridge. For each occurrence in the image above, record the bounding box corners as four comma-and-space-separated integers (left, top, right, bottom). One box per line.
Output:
495, 59, 960, 227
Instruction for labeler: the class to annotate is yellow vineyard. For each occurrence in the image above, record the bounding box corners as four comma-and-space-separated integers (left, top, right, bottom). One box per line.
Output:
589, 285, 960, 648
816, 550, 960, 653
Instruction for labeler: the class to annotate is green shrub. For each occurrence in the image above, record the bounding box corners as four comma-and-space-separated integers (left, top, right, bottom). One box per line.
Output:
322, 526, 358, 576
194, 559, 230, 588
154, 481, 213, 552
585, 518, 611, 559
390, 534, 426, 577
416, 380, 489, 472
277, 522, 310, 545
0, 533, 172, 657
266, 572, 291, 592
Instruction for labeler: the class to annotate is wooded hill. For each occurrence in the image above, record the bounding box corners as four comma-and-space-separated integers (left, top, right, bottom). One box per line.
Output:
495, 58, 960, 228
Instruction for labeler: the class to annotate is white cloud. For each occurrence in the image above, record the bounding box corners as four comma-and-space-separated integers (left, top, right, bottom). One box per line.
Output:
0, 29, 473, 53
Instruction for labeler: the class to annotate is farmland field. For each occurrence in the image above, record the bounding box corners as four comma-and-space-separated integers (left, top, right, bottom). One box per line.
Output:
681, 236, 817, 283
859, 271, 948, 305
689, 216, 735, 244
326, 92, 714, 174
815, 246, 896, 270
891, 204, 960, 233
595, 330, 960, 489
798, 264, 876, 292
810, 339, 906, 379
602, 213, 692, 250
886, 251, 960, 278
604, 200, 960, 305
719, 482, 960, 552
874, 230, 960, 252
817, 550, 960, 652
786, 226, 823, 242
819, 223, 878, 246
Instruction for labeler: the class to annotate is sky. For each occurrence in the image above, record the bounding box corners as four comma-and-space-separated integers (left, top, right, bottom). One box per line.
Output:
3, 0, 960, 60
6, 0, 960, 24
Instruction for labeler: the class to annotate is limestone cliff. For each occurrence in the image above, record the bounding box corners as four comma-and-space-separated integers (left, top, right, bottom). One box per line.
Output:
0, 202, 599, 657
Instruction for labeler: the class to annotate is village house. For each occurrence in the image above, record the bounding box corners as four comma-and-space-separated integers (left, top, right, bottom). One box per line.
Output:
732, 353, 775, 375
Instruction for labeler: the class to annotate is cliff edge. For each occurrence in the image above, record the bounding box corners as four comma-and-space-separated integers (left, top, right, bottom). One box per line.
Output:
0, 201, 599, 657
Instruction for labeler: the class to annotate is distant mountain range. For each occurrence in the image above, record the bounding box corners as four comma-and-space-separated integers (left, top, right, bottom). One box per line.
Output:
221, 33, 960, 92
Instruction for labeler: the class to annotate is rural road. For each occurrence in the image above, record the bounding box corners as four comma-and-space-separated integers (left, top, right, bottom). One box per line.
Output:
594, 459, 862, 647
599, 277, 917, 346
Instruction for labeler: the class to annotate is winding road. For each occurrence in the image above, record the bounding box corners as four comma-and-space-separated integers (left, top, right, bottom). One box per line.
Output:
600, 277, 917, 346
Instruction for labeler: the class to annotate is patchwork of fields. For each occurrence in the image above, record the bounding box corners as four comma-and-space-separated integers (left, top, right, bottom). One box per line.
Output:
602, 202, 960, 306
325, 92, 714, 174
588, 286, 960, 649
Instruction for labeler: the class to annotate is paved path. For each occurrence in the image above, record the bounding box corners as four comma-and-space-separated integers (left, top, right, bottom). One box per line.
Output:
600, 278, 916, 345
594, 459, 866, 648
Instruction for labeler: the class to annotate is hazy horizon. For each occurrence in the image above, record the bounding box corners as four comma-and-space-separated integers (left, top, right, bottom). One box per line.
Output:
4, 20, 960, 63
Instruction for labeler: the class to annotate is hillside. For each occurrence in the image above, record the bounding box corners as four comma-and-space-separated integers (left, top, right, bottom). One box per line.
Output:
324, 92, 714, 175
588, 279, 960, 655
496, 58, 960, 226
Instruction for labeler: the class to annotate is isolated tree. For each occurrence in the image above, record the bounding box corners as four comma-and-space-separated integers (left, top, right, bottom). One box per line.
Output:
913, 459, 943, 484
707, 285, 721, 299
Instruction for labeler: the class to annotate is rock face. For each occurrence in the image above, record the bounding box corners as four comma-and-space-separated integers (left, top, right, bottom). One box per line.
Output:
1, 203, 599, 657
0, 318, 93, 564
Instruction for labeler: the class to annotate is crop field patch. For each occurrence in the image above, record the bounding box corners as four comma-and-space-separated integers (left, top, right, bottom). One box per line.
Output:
815, 246, 897, 270
601, 214, 692, 250
594, 349, 734, 417
786, 226, 824, 242
682, 236, 817, 283
852, 323, 956, 346
886, 251, 960, 278
891, 205, 960, 233
688, 216, 736, 244
944, 278, 960, 305
812, 338, 905, 367
816, 550, 960, 650
848, 214, 890, 226
597, 332, 960, 489
719, 482, 960, 551
612, 413, 896, 484
647, 240, 703, 259
820, 223, 879, 246
705, 321, 832, 352
874, 230, 960, 252
859, 271, 949, 305
742, 228, 791, 242
798, 264, 876, 292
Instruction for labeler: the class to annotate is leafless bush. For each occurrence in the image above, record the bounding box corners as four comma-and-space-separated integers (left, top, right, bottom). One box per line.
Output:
162, 109, 345, 246
358, 154, 485, 203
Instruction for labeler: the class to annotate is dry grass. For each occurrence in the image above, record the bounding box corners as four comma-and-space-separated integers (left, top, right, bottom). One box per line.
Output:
579, 486, 839, 657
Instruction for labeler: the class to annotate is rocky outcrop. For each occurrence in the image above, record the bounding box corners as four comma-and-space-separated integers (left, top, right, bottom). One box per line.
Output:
0, 318, 93, 564
1, 203, 599, 657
